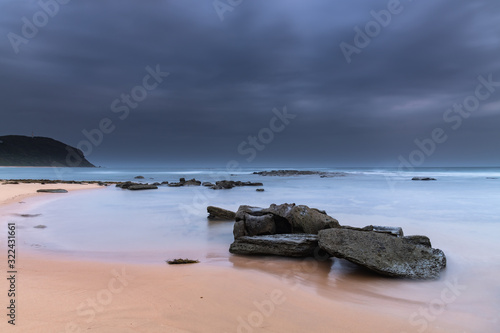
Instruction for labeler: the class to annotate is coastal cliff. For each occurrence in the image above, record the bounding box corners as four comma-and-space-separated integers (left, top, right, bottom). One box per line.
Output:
0, 135, 95, 167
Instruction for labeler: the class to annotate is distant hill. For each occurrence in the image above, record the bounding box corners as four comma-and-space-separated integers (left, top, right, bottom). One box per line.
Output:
0, 135, 95, 167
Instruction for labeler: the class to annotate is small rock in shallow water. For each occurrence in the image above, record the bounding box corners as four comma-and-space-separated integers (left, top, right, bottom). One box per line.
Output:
37, 189, 68, 193
167, 259, 199, 264
207, 206, 236, 220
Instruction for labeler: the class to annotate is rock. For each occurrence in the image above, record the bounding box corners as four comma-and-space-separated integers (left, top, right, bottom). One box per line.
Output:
161, 181, 169, 185
263, 203, 340, 234
116, 181, 135, 189
202, 182, 214, 187
210, 180, 264, 190
233, 203, 339, 238
340, 225, 404, 237
256, 188, 265, 192
244, 214, 276, 236
183, 178, 201, 186
235, 205, 265, 221
211, 180, 235, 190
128, 185, 158, 190
403, 235, 432, 248
37, 189, 68, 193
33, 225, 47, 229
167, 178, 201, 187
233, 221, 246, 238
412, 177, 437, 181
229, 234, 319, 257
134, 176, 145, 179
318, 229, 446, 279
167, 259, 199, 264
207, 206, 236, 220
254, 170, 346, 177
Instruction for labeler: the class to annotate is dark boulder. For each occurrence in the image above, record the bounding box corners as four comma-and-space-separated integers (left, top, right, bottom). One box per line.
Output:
244, 214, 276, 236
318, 229, 446, 279
207, 206, 236, 220
229, 234, 319, 257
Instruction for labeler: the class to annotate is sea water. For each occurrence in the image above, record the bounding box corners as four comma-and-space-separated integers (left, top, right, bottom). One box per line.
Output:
1, 166, 500, 262
2, 166, 500, 330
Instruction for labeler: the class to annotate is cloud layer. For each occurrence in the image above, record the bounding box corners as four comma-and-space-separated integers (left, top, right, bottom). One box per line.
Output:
1, 0, 499, 167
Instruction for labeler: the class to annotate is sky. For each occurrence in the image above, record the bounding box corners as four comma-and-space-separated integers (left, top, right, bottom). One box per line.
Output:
1, 0, 499, 168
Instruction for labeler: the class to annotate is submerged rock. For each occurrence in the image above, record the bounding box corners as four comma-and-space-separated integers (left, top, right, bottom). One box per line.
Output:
412, 177, 437, 181
207, 206, 236, 220
229, 234, 319, 257
318, 229, 446, 279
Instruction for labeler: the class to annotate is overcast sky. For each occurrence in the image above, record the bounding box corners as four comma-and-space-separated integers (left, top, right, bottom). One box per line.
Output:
1, 0, 499, 167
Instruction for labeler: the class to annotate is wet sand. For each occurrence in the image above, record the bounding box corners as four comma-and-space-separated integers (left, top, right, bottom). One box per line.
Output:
0, 184, 496, 332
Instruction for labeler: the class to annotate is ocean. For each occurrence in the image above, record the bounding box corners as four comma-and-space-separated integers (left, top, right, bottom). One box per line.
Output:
1, 166, 499, 330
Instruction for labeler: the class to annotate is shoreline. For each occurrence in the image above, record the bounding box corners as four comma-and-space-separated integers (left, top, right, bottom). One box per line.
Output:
0, 183, 494, 332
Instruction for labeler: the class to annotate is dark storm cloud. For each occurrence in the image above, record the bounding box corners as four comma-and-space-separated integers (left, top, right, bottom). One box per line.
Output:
1, 0, 499, 167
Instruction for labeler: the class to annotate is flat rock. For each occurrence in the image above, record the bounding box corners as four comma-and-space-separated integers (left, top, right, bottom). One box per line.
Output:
37, 189, 68, 193
254, 170, 346, 177
128, 185, 158, 190
318, 229, 446, 279
207, 206, 236, 220
229, 234, 319, 257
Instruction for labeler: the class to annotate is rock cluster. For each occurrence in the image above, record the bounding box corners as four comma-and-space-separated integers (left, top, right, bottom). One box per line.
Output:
228, 203, 446, 279
168, 178, 202, 187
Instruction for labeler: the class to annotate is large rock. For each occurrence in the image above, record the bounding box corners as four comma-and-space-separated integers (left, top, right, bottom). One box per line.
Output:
263, 203, 340, 234
233, 203, 339, 237
207, 206, 236, 220
229, 234, 319, 257
245, 214, 276, 236
318, 229, 446, 279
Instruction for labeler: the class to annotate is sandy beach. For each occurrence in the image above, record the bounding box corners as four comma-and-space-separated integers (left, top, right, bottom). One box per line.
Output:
0, 183, 495, 332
